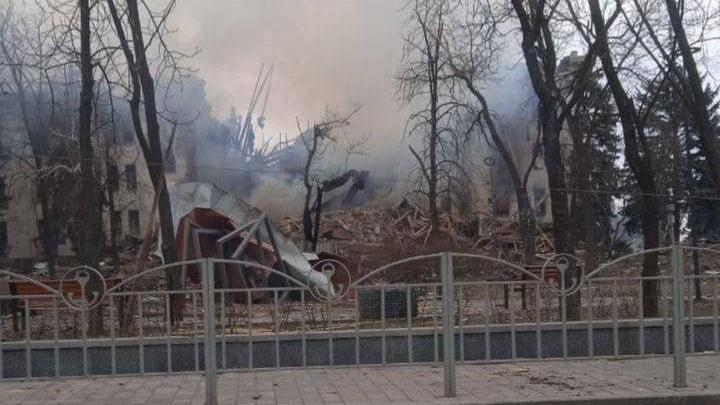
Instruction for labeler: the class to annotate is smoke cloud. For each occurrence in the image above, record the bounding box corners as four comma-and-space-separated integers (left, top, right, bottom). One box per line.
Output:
165, 1, 549, 217
169, 0, 410, 159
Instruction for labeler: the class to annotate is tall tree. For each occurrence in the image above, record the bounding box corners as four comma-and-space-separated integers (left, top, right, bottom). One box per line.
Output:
298, 107, 361, 251
0, 4, 80, 277
567, 76, 621, 271
617, 0, 720, 225
76, 0, 103, 269
442, 0, 541, 263
663, 0, 720, 199
510, 0, 601, 318
105, 0, 183, 289
588, 0, 662, 316
397, 0, 455, 232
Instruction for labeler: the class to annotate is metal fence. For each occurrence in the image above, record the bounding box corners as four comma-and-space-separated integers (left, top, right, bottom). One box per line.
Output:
0, 246, 719, 405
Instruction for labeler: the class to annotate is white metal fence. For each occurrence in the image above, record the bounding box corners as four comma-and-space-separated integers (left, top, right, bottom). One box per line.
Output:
0, 246, 719, 405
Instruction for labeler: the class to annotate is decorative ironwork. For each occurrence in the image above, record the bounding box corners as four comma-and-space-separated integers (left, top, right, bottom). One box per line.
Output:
541, 253, 583, 295
310, 259, 352, 302
59, 266, 107, 311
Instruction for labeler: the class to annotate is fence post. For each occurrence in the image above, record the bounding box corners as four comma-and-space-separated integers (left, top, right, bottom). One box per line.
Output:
441, 252, 456, 397
668, 203, 687, 388
202, 258, 218, 405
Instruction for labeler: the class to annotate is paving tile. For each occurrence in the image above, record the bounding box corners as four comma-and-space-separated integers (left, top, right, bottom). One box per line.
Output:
3, 356, 720, 405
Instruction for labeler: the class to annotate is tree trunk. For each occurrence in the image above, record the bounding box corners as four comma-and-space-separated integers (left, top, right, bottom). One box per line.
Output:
516, 192, 537, 264
78, 0, 104, 335
466, 88, 537, 264
428, 75, 440, 231
0, 39, 61, 278
37, 175, 59, 279
510, 0, 579, 318
106, 160, 120, 266
312, 187, 323, 252
664, 0, 720, 199
640, 193, 660, 317
568, 114, 598, 272
125, 0, 179, 290
589, 0, 660, 317
541, 106, 580, 320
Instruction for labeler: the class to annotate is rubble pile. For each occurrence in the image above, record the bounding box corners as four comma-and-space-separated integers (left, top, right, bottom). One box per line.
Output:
277, 198, 480, 248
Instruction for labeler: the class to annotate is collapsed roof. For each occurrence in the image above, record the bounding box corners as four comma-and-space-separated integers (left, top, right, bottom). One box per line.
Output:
167, 182, 333, 300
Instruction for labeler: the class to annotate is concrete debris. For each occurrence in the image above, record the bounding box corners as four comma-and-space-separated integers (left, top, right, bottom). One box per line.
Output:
279, 197, 473, 247
511, 367, 529, 376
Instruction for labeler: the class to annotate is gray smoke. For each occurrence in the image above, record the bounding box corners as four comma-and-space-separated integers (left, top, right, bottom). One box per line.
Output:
162, 1, 551, 218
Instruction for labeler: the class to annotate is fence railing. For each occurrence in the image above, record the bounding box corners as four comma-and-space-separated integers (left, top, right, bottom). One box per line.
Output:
0, 246, 719, 405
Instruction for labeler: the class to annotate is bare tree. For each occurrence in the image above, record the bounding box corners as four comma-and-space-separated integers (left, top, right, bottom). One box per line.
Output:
76, 0, 103, 272
663, 0, 720, 198
397, 0, 457, 232
622, 0, 720, 212
0, 4, 77, 277
443, 0, 542, 263
588, 0, 662, 316
298, 106, 362, 251
103, 0, 193, 293
509, 0, 611, 319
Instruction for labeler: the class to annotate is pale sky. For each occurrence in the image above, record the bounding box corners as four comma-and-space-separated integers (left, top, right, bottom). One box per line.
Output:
166, 0, 720, 170
169, 0, 410, 160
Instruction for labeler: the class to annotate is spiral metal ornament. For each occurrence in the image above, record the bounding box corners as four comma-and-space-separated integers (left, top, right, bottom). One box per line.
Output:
309, 259, 352, 303
540, 253, 584, 295
60, 266, 107, 310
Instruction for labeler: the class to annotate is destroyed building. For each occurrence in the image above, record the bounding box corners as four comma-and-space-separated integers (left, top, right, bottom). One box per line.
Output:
0, 54, 585, 267
168, 182, 334, 300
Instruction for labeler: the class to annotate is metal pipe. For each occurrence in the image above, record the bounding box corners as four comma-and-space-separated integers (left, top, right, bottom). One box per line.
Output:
328, 298, 334, 366
53, 297, 60, 378
638, 280, 644, 355
458, 285, 464, 363
433, 285, 439, 363
381, 286, 386, 365
274, 290, 280, 369
138, 293, 144, 375
247, 290, 253, 370
561, 276, 567, 359
354, 287, 360, 366
263, 218, 288, 278
687, 278, 695, 353
671, 242, 687, 388
407, 285, 413, 364
587, 280, 593, 358
663, 278, 670, 355
221, 293, 227, 370
441, 253, 456, 397
80, 301, 87, 377
230, 214, 267, 259
535, 283, 542, 359
0, 299, 3, 379
203, 259, 218, 405
484, 283, 490, 362
166, 292, 172, 373
509, 283, 516, 360
302, 289, 308, 368
612, 280, 619, 358
192, 292, 199, 372
24, 299, 30, 378
714, 276, 719, 353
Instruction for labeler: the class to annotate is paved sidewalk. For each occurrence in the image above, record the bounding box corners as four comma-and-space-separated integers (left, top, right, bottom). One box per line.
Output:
3, 355, 720, 405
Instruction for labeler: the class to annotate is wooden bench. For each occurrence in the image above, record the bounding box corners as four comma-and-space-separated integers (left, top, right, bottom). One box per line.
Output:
7, 278, 122, 331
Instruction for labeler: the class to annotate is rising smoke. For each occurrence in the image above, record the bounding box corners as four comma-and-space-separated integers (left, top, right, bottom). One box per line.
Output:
163, 0, 544, 219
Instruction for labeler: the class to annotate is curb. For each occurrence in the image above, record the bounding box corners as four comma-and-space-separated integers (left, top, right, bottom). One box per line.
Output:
480, 392, 720, 405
